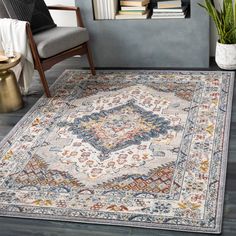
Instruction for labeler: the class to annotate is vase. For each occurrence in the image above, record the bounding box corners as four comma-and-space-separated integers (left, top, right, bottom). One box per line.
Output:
215, 41, 236, 70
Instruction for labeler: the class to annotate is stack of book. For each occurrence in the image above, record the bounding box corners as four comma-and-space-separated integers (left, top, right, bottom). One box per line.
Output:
115, 0, 150, 19
93, 0, 119, 20
152, 0, 188, 19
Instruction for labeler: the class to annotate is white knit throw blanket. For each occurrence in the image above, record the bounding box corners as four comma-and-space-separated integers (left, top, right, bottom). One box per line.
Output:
0, 18, 34, 95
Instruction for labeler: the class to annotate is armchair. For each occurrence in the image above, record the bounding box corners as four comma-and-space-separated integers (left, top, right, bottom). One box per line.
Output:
0, 1, 96, 98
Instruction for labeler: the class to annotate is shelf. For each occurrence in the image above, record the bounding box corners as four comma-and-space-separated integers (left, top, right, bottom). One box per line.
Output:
92, 0, 191, 21
75, 0, 209, 68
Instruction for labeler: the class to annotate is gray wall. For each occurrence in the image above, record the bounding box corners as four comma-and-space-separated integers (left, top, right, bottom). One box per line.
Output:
76, 0, 210, 68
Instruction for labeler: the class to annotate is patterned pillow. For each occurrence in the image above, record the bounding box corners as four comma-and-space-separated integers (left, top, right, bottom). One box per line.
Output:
2, 0, 57, 34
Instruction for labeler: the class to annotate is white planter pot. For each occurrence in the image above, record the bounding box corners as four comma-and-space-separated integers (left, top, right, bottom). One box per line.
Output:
215, 42, 236, 70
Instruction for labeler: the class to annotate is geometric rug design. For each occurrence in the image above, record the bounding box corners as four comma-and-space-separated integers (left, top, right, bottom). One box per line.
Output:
0, 70, 234, 233
68, 100, 178, 160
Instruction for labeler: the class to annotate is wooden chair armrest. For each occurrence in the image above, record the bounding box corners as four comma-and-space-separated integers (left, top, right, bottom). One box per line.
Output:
47, 5, 78, 11
26, 22, 41, 65
47, 5, 84, 27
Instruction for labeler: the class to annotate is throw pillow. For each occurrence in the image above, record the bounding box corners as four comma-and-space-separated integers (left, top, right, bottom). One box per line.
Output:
0, 0, 9, 18
2, 0, 57, 34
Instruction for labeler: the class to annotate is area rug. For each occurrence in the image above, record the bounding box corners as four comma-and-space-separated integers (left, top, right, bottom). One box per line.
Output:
0, 70, 234, 233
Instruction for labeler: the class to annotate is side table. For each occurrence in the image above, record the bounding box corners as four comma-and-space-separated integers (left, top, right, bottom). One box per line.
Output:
0, 53, 24, 113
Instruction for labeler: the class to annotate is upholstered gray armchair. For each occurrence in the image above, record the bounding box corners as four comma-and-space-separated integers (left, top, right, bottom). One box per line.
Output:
0, 0, 95, 97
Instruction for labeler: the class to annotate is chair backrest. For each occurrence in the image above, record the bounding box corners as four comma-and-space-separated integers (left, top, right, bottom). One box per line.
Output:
0, 0, 9, 18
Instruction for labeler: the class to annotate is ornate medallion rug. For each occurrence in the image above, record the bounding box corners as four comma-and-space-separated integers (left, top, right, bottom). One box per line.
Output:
0, 71, 234, 233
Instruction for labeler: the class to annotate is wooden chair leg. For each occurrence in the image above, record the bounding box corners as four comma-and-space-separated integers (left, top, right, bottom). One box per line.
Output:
85, 43, 96, 76
37, 66, 51, 98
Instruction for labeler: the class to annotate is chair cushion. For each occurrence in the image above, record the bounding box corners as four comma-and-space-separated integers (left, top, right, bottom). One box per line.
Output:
33, 27, 89, 59
2, 0, 56, 34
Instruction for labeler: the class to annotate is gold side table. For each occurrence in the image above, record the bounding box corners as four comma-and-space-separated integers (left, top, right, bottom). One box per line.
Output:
0, 53, 24, 113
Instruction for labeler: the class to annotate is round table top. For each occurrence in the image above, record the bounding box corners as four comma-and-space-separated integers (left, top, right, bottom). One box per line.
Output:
0, 52, 21, 71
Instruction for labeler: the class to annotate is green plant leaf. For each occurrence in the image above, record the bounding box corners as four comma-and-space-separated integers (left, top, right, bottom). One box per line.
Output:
199, 0, 236, 44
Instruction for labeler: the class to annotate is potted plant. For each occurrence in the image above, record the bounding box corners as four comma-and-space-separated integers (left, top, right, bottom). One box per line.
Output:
199, 0, 236, 70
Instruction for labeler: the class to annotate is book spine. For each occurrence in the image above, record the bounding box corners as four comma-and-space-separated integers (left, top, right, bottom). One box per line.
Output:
106, 0, 110, 19
107, 0, 111, 19
97, 0, 101, 19
120, 1, 142, 7
158, 3, 182, 9
104, 0, 107, 19
111, 0, 118, 20
121, 6, 146, 11
101, 0, 105, 19
93, 0, 98, 20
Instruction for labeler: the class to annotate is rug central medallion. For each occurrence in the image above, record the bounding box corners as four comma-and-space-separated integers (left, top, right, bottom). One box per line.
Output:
69, 100, 172, 158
